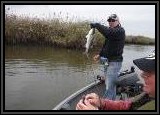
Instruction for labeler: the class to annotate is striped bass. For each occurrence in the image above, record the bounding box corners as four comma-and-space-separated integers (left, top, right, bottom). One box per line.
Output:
85, 28, 95, 53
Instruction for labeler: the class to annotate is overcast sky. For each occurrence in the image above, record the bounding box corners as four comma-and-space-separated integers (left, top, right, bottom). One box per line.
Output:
5, 5, 155, 38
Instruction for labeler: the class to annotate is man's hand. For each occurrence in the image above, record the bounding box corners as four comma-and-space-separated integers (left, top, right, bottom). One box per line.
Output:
76, 99, 98, 110
90, 23, 98, 28
85, 93, 101, 108
93, 54, 100, 62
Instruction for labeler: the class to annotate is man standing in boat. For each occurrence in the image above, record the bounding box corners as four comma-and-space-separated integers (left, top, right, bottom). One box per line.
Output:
90, 14, 125, 100
76, 51, 155, 110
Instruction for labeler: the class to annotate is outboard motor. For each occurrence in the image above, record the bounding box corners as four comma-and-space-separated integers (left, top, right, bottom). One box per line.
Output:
116, 66, 139, 86
116, 66, 143, 100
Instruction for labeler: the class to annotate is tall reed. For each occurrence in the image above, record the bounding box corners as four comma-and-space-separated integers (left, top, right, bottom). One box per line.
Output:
5, 13, 155, 50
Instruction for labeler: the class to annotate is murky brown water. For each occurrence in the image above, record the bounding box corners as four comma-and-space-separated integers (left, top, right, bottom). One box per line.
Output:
5, 45, 155, 110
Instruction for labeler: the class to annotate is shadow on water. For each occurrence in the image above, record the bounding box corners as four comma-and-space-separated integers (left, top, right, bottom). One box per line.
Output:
5, 44, 155, 110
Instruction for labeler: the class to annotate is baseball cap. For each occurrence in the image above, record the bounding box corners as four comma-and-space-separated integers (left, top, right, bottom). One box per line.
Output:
107, 14, 119, 21
133, 51, 155, 72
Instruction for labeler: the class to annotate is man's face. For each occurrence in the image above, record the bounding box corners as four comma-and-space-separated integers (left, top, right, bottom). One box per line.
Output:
108, 19, 119, 28
141, 71, 155, 98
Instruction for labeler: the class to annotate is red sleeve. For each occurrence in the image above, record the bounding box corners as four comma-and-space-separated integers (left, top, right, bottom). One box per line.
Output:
100, 99, 132, 110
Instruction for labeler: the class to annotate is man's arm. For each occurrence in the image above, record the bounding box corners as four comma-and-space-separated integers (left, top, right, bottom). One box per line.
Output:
90, 23, 108, 37
100, 98, 132, 110
91, 23, 125, 41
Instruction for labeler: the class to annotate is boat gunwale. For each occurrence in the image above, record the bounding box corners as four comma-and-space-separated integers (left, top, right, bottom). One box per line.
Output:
52, 80, 100, 110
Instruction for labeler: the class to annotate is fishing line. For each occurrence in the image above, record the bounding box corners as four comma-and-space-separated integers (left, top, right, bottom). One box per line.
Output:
85, 53, 97, 83
84, 53, 104, 97
83, 28, 105, 97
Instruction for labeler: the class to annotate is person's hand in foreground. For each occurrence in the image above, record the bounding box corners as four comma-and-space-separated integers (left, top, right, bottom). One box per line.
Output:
76, 93, 101, 110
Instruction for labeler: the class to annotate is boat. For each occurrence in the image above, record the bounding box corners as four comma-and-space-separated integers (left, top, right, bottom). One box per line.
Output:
53, 80, 105, 110
53, 66, 144, 110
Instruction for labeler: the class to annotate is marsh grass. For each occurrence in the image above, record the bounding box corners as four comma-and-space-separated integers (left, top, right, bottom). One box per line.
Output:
125, 35, 155, 45
5, 13, 155, 50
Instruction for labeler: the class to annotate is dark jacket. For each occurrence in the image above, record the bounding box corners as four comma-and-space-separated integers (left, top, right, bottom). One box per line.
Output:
93, 23, 125, 62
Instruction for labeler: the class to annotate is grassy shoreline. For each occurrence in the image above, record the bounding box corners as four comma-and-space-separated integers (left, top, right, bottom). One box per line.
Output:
5, 14, 155, 50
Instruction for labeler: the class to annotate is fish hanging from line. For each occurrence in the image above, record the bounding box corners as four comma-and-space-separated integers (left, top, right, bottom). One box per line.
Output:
84, 28, 95, 54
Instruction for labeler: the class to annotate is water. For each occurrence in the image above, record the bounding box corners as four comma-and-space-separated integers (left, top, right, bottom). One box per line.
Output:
5, 45, 155, 110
